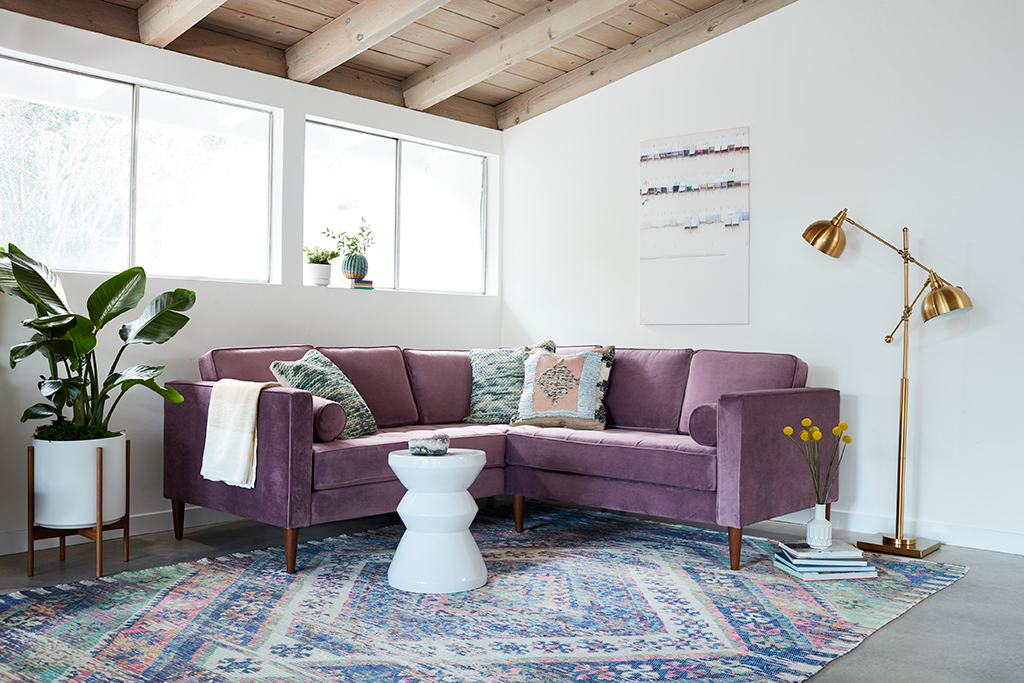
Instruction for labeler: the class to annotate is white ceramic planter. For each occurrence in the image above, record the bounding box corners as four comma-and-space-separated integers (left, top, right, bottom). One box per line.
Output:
303, 262, 331, 287
32, 433, 127, 529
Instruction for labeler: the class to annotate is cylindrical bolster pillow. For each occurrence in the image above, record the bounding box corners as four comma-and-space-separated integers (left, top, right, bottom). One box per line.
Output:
312, 395, 346, 442
688, 402, 718, 446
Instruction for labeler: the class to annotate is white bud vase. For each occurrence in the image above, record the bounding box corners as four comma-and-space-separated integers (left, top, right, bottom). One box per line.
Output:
806, 504, 832, 549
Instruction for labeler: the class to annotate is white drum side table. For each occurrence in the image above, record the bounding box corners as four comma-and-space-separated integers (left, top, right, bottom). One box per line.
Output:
387, 448, 487, 594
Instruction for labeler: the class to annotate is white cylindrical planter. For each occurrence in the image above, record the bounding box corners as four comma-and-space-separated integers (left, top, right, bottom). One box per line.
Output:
303, 262, 331, 286
806, 503, 833, 549
32, 433, 127, 529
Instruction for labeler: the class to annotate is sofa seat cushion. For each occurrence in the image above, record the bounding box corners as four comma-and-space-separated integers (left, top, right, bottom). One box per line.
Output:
311, 424, 508, 491
505, 425, 717, 492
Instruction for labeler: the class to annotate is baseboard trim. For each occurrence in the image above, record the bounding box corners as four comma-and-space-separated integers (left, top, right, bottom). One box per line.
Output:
775, 509, 1024, 556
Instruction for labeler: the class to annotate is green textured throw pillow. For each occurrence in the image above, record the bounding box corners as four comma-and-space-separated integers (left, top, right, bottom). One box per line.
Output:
270, 349, 377, 439
464, 340, 556, 424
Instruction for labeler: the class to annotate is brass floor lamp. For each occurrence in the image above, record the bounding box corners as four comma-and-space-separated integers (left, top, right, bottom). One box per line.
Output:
802, 209, 973, 558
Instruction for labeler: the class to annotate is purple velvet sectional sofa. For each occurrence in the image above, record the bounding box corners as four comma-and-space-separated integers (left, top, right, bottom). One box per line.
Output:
163, 344, 839, 573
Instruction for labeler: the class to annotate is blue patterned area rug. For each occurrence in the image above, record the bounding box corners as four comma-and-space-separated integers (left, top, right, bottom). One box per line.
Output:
0, 505, 966, 682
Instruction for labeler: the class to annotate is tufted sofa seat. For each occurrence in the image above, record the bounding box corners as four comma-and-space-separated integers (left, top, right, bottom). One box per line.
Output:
164, 344, 839, 573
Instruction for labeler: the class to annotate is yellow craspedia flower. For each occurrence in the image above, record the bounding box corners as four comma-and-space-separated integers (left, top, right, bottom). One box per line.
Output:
843, 435, 853, 444
838, 422, 849, 431
800, 430, 810, 441
811, 426, 821, 434
812, 431, 822, 440
783, 426, 793, 435
832, 426, 842, 436
801, 418, 812, 427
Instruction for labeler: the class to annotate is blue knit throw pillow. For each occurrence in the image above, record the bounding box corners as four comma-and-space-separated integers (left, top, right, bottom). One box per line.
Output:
271, 349, 377, 439
463, 340, 556, 424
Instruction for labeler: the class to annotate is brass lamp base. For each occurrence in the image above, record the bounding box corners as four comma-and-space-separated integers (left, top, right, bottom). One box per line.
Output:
857, 535, 941, 558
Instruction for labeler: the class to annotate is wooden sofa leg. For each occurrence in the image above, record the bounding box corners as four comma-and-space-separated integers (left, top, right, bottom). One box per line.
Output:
728, 527, 743, 570
284, 528, 298, 574
171, 500, 184, 540
513, 495, 525, 533
826, 503, 831, 521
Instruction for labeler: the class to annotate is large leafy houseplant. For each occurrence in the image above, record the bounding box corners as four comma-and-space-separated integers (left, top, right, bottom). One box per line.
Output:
0, 244, 196, 441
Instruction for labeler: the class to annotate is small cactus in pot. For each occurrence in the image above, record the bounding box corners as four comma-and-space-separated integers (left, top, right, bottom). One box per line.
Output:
341, 253, 368, 280
325, 219, 374, 281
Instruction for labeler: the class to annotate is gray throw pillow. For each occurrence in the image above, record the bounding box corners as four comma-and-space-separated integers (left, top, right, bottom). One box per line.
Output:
271, 349, 376, 439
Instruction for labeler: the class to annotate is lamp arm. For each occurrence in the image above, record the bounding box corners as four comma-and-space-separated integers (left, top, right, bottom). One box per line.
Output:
884, 277, 932, 343
841, 215, 906, 257
841, 215, 940, 278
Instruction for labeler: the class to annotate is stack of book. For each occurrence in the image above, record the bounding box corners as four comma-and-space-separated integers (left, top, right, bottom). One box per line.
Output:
350, 279, 373, 290
773, 540, 877, 581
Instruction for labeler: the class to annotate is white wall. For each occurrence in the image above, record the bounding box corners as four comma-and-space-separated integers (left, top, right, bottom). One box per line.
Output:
502, 0, 1024, 555
0, 11, 504, 554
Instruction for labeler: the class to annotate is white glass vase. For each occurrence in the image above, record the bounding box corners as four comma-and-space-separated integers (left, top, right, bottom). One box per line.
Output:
806, 503, 833, 549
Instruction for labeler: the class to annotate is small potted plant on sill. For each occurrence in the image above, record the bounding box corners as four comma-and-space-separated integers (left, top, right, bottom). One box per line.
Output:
303, 245, 339, 287
0, 244, 196, 529
326, 219, 374, 281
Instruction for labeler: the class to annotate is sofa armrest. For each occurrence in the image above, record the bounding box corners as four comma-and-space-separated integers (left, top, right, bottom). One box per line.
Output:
715, 387, 841, 528
163, 380, 315, 530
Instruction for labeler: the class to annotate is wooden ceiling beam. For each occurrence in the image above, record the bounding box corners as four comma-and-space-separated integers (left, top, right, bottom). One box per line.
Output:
496, 0, 798, 129
285, 0, 448, 84
402, 0, 639, 112
312, 66, 499, 128
0, 0, 141, 42
138, 0, 226, 48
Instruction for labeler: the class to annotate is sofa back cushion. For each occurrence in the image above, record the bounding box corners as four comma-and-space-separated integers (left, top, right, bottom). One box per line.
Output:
316, 346, 419, 428
603, 348, 694, 433
403, 349, 472, 424
199, 345, 313, 382
679, 350, 809, 433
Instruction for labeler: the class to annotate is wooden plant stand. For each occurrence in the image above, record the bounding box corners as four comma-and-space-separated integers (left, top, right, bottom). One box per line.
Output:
28, 441, 130, 578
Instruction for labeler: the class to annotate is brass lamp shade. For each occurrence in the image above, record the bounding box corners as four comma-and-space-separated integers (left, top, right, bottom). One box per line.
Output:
802, 210, 848, 258
922, 273, 973, 322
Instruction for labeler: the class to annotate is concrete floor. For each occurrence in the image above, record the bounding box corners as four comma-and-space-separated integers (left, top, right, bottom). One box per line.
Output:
2, 503, 1021, 682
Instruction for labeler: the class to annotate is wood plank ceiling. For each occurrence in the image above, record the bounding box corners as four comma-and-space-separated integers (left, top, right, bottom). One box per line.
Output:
0, 0, 797, 129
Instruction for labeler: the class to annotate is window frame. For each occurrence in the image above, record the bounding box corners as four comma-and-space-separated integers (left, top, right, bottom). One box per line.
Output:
0, 54, 276, 284
305, 117, 489, 295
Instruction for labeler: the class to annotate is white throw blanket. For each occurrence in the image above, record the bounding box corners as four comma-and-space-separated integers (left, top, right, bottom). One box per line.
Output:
201, 379, 281, 488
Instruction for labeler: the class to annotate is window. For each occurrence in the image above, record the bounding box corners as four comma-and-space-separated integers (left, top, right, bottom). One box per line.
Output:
0, 59, 132, 271
399, 142, 485, 293
0, 56, 272, 281
305, 121, 486, 294
136, 89, 271, 281
305, 123, 397, 288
